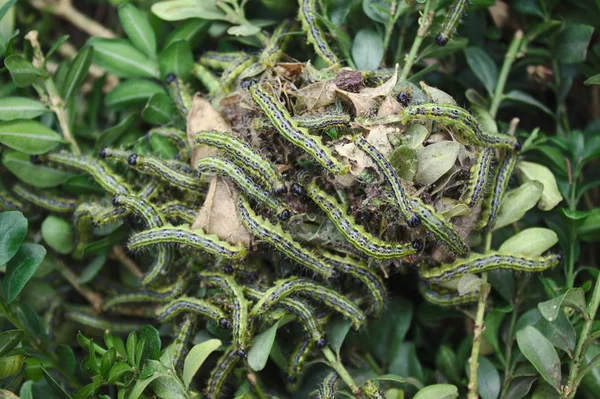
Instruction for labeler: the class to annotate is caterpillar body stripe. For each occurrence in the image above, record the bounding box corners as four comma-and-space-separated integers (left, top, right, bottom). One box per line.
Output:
249, 84, 348, 175
307, 179, 415, 259
0, 190, 25, 211
352, 135, 417, 225
113, 194, 165, 229
419, 252, 562, 284
100, 148, 205, 193
237, 196, 336, 280
73, 203, 102, 259
193, 63, 221, 94
45, 151, 131, 195
166, 74, 193, 118
418, 280, 479, 307
400, 104, 520, 150
201, 272, 249, 357
260, 20, 291, 68
128, 225, 247, 260
286, 335, 315, 385
158, 201, 197, 224
220, 56, 257, 91
320, 251, 386, 316
173, 314, 196, 370
192, 131, 287, 195
361, 381, 385, 399
252, 112, 351, 133
13, 184, 79, 213
243, 286, 325, 347
478, 149, 518, 230
298, 0, 340, 66
250, 277, 366, 330
64, 307, 146, 333
103, 277, 187, 309
435, 0, 469, 46
317, 372, 339, 399
464, 147, 493, 207
199, 51, 249, 70
92, 206, 129, 227
156, 297, 231, 329
196, 156, 289, 220
205, 345, 240, 399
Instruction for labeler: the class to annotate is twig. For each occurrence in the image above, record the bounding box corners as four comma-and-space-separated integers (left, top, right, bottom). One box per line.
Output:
489, 30, 523, 118
55, 259, 104, 312
399, 0, 433, 81
321, 346, 359, 395
111, 245, 144, 278
29, 0, 116, 38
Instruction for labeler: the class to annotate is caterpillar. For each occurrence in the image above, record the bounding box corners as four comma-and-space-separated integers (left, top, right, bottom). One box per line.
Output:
158, 201, 197, 224
100, 148, 206, 193
419, 252, 562, 284
418, 280, 479, 307
127, 225, 247, 260
43, 151, 132, 195
220, 56, 257, 92
0, 190, 25, 211
166, 73, 193, 118
250, 277, 365, 330
361, 381, 385, 399
351, 135, 419, 226
435, 0, 469, 46
319, 251, 386, 316
156, 297, 232, 329
196, 156, 290, 220
298, 0, 340, 66
193, 63, 221, 94
192, 131, 287, 195
103, 277, 187, 309
199, 51, 249, 70
112, 194, 165, 229
12, 184, 79, 213
260, 20, 291, 68
64, 307, 146, 333
243, 286, 326, 348
201, 272, 250, 358
307, 179, 416, 259
173, 314, 196, 371
400, 104, 520, 150
317, 372, 339, 399
286, 335, 315, 385
148, 128, 190, 160
205, 345, 240, 399
72, 203, 102, 259
293, 111, 352, 131
464, 147, 494, 207
237, 195, 337, 280
249, 84, 348, 175
477, 149, 518, 230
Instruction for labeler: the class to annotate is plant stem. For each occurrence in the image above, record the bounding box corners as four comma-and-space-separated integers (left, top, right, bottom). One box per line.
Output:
393, 13, 410, 66
467, 231, 493, 399
383, 1, 399, 58
399, 0, 433, 81
564, 272, 600, 398
489, 30, 523, 118
500, 278, 522, 398
55, 259, 104, 312
216, 1, 269, 46
29, 0, 116, 38
321, 346, 359, 395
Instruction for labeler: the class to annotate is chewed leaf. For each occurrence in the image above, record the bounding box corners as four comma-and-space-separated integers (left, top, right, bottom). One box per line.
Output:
415, 141, 460, 186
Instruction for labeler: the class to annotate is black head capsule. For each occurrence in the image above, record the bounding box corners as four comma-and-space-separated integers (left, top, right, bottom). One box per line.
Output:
165, 73, 177, 84
407, 215, 421, 228
396, 91, 412, 107
514, 140, 522, 152
112, 194, 120, 206
274, 185, 288, 196
99, 147, 107, 159
223, 265, 234, 274
286, 375, 297, 384
236, 349, 247, 359
412, 239, 424, 252
435, 34, 448, 46
30, 155, 41, 164
127, 153, 138, 165
278, 209, 291, 221
290, 183, 304, 196
316, 337, 327, 349
219, 318, 232, 329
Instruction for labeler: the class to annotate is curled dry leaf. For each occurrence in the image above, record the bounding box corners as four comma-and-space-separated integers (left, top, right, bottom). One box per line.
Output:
295, 80, 337, 111
420, 82, 457, 105
187, 94, 229, 165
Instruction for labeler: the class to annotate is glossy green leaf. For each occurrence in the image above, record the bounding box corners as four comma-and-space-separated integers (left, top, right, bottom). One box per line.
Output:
352, 29, 384, 70
535, 311, 576, 356
362, 0, 409, 24
584, 74, 600, 85
436, 345, 460, 383
182, 339, 221, 388
503, 90, 553, 117
493, 181, 544, 230
0, 330, 24, 357
126, 332, 137, 366
151, 0, 227, 21
499, 228, 558, 256
0, 97, 48, 121
413, 384, 458, 399
368, 298, 413, 364
464, 47, 497, 95
57, 345, 76, 376
327, 318, 352, 355
41, 215, 74, 254
88, 38, 159, 78
0, 119, 62, 154
3, 150, 75, 188
537, 288, 586, 322
248, 319, 282, 371
108, 362, 133, 383
483, 310, 505, 364
389, 342, 424, 383
228, 24, 261, 37
2, 243, 45, 303
142, 92, 175, 125
42, 368, 73, 399
105, 79, 166, 109
4, 55, 43, 87
370, 374, 406, 383
554, 24, 594, 64
0, 211, 27, 266
119, 4, 156, 57
62, 46, 94, 101
474, 356, 501, 399
100, 347, 117, 378
415, 141, 460, 186
139, 325, 161, 362
164, 19, 211, 48
19, 380, 33, 399
516, 326, 561, 392
158, 40, 194, 80
78, 252, 107, 284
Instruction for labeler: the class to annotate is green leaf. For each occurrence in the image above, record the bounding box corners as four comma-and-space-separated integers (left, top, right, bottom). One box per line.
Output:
142, 93, 175, 125
46, 34, 70, 61
164, 19, 211, 48
516, 161, 563, 211
139, 325, 161, 362
0, 211, 27, 266
0, 0, 17, 23
126, 332, 138, 367
248, 319, 282, 371
516, 326, 562, 392
88, 38, 159, 78
327, 318, 352, 355
362, 0, 409, 24
435, 345, 460, 383
41, 368, 73, 399
0, 97, 48, 121
388, 342, 423, 383
94, 113, 136, 150
352, 29, 384, 70
368, 298, 412, 364
0, 330, 24, 357
483, 310, 505, 364
419, 38, 468, 61
41, 215, 74, 254
62, 46, 94, 102
2, 149, 75, 188
19, 380, 33, 399
158, 40, 194, 80
151, 0, 227, 21
415, 141, 460, 186
119, 4, 157, 58
128, 367, 161, 399
148, 133, 178, 159
498, 228, 558, 256
0, 354, 24, 378
535, 311, 576, 356
108, 362, 133, 383
584, 74, 600, 85
100, 347, 117, 378
78, 252, 107, 284
554, 24, 595, 64
413, 384, 458, 399
369, 374, 406, 383
579, 208, 600, 241
474, 356, 501, 399
0, 119, 63, 154
2, 243, 45, 303
464, 47, 497, 95
227, 24, 261, 37
57, 345, 76, 376
537, 288, 586, 322
493, 181, 544, 230
105, 79, 166, 109
63, 174, 104, 195
182, 339, 221, 388
503, 90, 554, 117
4, 55, 44, 87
